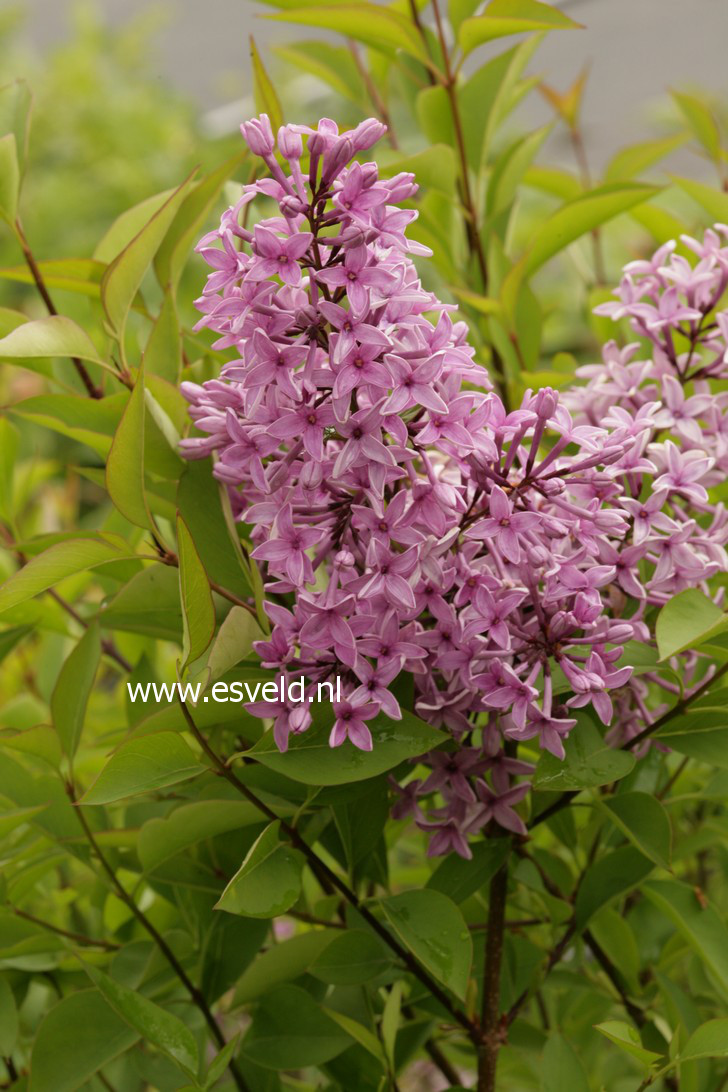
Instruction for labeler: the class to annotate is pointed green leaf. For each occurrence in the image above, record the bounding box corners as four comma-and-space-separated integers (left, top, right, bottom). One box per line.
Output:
0, 314, 105, 365
672, 90, 722, 163
241, 983, 352, 1069
534, 716, 635, 790
29, 989, 139, 1092
267, 4, 428, 62
216, 821, 303, 918
207, 605, 264, 682
378, 889, 473, 1000
106, 366, 152, 530
459, 0, 582, 55
0, 977, 18, 1057
0, 133, 19, 224
594, 1020, 663, 1066
177, 514, 216, 669
643, 879, 728, 1002
51, 621, 101, 761
139, 799, 266, 871
681, 1019, 728, 1062
250, 36, 283, 134
143, 289, 182, 383
599, 792, 672, 871
101, 173, 196, 340
656, 588, 726, 660
81, 962, 199, 1076
541, 1032, 590, 1092
0, 534, 136, 615
80, 731, 205, 805
576, 846, 654, 928
177, 459, 251, 600
0, 416, 19, 522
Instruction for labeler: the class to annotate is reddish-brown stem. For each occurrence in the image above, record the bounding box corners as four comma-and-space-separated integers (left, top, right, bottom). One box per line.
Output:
478, 861, 509, 1091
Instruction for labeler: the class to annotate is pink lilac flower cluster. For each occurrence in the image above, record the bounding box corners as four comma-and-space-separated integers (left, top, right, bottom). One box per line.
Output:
181, 114, 723, 858
564, 226, 728, 748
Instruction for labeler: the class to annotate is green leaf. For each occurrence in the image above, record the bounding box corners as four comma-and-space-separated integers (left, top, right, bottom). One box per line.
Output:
594, 1020, 663, 1066
177, 513, 216, 670
267, 3, 428, 63
101, 564, 183, 641
681, 1018, 728, 1062
204, 1034, 241, 1089
0, 133, 19, 223
250, 707, 447, 786
378, 889, 473, 1000
575, 846, 654, 928
216, 821, 303, 918
51, 621, 101, 761
427, 838, 510, 903
673, 175, 728, 223
604, 133, 688, 182
11, 392, 126, 456
321, 1007, 386, 1066
94, 188, 176, 263
654, 706, 728, 767
80, 731, 205, 805
0, 257, 105, 298
207, 606, 264, 682
29, 989, 139, 1092
642, 879, 728, 1002
672, 90, 722, 164
106, 366, 152, 530
101, 172, 196, 341
656, 588, 725, 660
459, 0, 582, 55
177, 460, 251, 600
541, 1031, 590, 1092
522, 182, 658, 278
143, 289, 182, 383
534, 717, 635, 791
599, 792, 672, 871
310, 929, 391, 985
0, 533, 136, 615
81, 961, 199, 1077
0, 416, 18, 522
233, 930, 340, 1004
0, 977, 18, 1057
0, 314, 106, 365
250, 36, 283, 134
241, 983, 352, 1069
139, 799, 266, 870
0, 80, 32, 176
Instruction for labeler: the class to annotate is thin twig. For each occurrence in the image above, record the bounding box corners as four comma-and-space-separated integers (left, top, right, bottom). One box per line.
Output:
13, 218, 104, 399
10, 904, 120, 951
478, 861, 509, 1091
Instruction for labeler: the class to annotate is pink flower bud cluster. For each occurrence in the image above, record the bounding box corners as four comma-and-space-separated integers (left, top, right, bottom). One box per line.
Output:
181, 115, 723, 856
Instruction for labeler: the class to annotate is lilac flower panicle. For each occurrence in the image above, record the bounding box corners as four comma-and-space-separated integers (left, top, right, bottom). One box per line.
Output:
183, 113, 728, 856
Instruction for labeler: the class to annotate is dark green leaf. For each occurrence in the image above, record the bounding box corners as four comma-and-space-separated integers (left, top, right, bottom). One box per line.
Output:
642, 880, 728, 1001
241, 983, 352, 1069
599, 792, 672, 870
534, 717, 635, 791
576, 846, 654, 928
106, 367, 152, 530
51, 621, 101, 761
656, 588, 726, 660
80, 731, 205, 805
216, 821, 303, 918
378, 889, 472, 1000
177, 513, 216, 670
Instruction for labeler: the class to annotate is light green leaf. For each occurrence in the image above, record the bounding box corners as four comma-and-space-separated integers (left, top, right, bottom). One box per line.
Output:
656, 588, 726, 660
204, 1034, 241, 1090
106, 366, 152, 530
672, 90, 722, 164
0, 314, 105, 365
534, 717, 635, 791
12, 391, 126, 456
250, 36, 283, 134
0, 977, 18, 1057
267, 3, 428, 63
177, 460, 251, 600
673, 175, 728, 223
241, 983, 352, 1069
378, 889, 473, 1000
233, 930, 340, 1004
101, 564, 183, 641
207, 606, 264, 682
604, 133, 688, 182
80, 731, 205, 805
681, 1018, 728, 1062
0, 133, 19, 224
427, 838, 510, 903
459, 0, 582, 55
101, 173, 196, 341
0, 416, 18, 522
51, 621, 101, 761
29, 989, 139, 1092
216, 821, 303, 918
541, 1031, 590, 1092
250, 707, 447, 786
643, 879, 728, 1002
177, 513, 216, 670
576, 846, 654, 928
654, 705, 728, 768
139, 799, 266, 870
143, 289, 182, 383
0, 533, 136, 615
94, 188, 175, 263
594, 1020, 663, 1066
81, 962, 199, 1077
0, 257, 106, 298
310, 930, 391, 985
599, 792, 672, 871
322, 1007, 386, 1066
